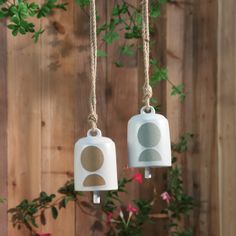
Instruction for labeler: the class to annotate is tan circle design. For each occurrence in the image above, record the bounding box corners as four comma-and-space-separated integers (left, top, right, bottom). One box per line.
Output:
83, 174, 106, 187
81, 146, 104, 172
139, 149, 162, 162
138, 122, 161, 147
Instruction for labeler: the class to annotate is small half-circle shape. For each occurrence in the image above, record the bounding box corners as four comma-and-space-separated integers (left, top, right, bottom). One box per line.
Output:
83, 174, 106, 187
139, 149, 162, 162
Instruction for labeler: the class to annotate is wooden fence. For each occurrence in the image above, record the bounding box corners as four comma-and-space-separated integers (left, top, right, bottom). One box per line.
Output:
0, 0, 236, 235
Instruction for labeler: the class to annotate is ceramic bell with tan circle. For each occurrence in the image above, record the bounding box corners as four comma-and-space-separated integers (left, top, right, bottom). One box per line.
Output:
127, 106, 172, 179
74, 128, 118, 204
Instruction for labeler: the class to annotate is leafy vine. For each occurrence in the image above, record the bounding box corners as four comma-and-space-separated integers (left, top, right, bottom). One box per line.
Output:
0, 0, 67, 42
8, 134, 194, 236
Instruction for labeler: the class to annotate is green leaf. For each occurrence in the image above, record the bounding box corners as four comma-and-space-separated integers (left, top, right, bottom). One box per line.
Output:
0, 197, 5, 203
11, 15, 20, 24
0, 10, 7, 19
171, 84, 186, 102
150, 67, 168, 86
32, 28, 44, 43
75, 0, 90, 7
114, 61, 124, 68
97, 49, 107, 57
51, 206, 58, 219
40, 211, 46, 225
120, 44, 135, 56
103, 31, 119, 44
112, 3, 128, 16
8, 24, 18, 30
0, 0, 7, 5
12, 29, 18, 36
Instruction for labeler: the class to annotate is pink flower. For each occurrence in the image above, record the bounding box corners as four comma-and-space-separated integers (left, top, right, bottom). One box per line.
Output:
106, 212, 113, 225
161, 191, 171, 204
133, 172, 143, 184
127, 203, 138, 214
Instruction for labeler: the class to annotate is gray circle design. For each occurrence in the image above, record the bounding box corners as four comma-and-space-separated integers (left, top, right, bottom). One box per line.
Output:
139, 149, 162, 162
81, 146, 104, 172
138, 122, 161, 147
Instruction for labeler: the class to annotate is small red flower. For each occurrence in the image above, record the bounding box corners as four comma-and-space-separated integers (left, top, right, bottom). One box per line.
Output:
127, 203, 138, 214
161, 191, 171, 204
106, 212, 113, 225
133, 172, 143, 184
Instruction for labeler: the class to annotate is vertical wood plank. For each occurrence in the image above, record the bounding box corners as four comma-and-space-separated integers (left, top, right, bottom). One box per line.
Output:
166, 1, 185, 233
7, 32, 42, 235
0, 20, 8, 236
189, 0, 219, 235
182, 0, 194, 229
40, 0, 76, 234
218, 0, 236, 235
166, 1, 185, 144
106, 0, 139, 199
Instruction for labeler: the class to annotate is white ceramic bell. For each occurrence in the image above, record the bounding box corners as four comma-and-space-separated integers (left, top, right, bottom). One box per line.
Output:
74, 128, 118, 204
127, 106, 171, 178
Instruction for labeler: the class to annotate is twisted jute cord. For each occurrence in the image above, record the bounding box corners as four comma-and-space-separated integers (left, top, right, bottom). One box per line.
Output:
88, 0, 98, 130
142, 0, 152, 109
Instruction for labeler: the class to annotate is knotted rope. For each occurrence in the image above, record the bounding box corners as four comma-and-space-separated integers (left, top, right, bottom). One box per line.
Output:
142, 0, 152, 109
88, 0, 98, 130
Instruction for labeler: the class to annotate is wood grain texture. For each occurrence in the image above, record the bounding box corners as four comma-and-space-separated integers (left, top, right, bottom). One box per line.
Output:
218, 0, 236, 235
190, 0, 219, 235
7, 26, 42, 236
106, 0, 140, 204
0, 20, 8, 236
40, 0, 76, 234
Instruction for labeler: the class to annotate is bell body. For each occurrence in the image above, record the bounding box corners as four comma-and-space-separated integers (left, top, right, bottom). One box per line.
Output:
74, 129, 118, 192
128, 107, 171, 168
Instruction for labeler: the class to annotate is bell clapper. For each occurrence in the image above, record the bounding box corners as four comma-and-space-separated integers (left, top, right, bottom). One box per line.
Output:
93, 191, 100, 204
144, 167, 152, 179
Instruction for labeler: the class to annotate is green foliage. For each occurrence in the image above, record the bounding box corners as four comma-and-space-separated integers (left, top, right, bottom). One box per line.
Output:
120, 44, 135, 56
103, 177, 132, 213
75, 0, 90, 7
8, 192, 57, 232
0, 0, 67, 41
8, 180, 82, 233
171, 84, 186, 102
150, 0, 169, 18
172, 133, 194, 154
150, 59, 168, 86
0, 197, 6, 204
158, 134, 194, 234
171, 228, 193, 236
103, 30, 120, 44
97, 49, 107, 57
116, 200, 152, 236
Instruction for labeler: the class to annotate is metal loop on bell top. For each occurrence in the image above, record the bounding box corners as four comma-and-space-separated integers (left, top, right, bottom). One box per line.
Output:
140, 106, 155, 114
87, 128, 102, 137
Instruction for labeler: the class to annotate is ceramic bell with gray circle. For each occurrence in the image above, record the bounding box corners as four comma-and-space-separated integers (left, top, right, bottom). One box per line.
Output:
74, 128, 118, 204
128, 106, 171, 178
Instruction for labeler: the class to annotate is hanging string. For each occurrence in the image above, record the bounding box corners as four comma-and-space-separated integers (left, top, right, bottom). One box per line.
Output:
88, 0, 98, 130
142, 0, 152, 109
